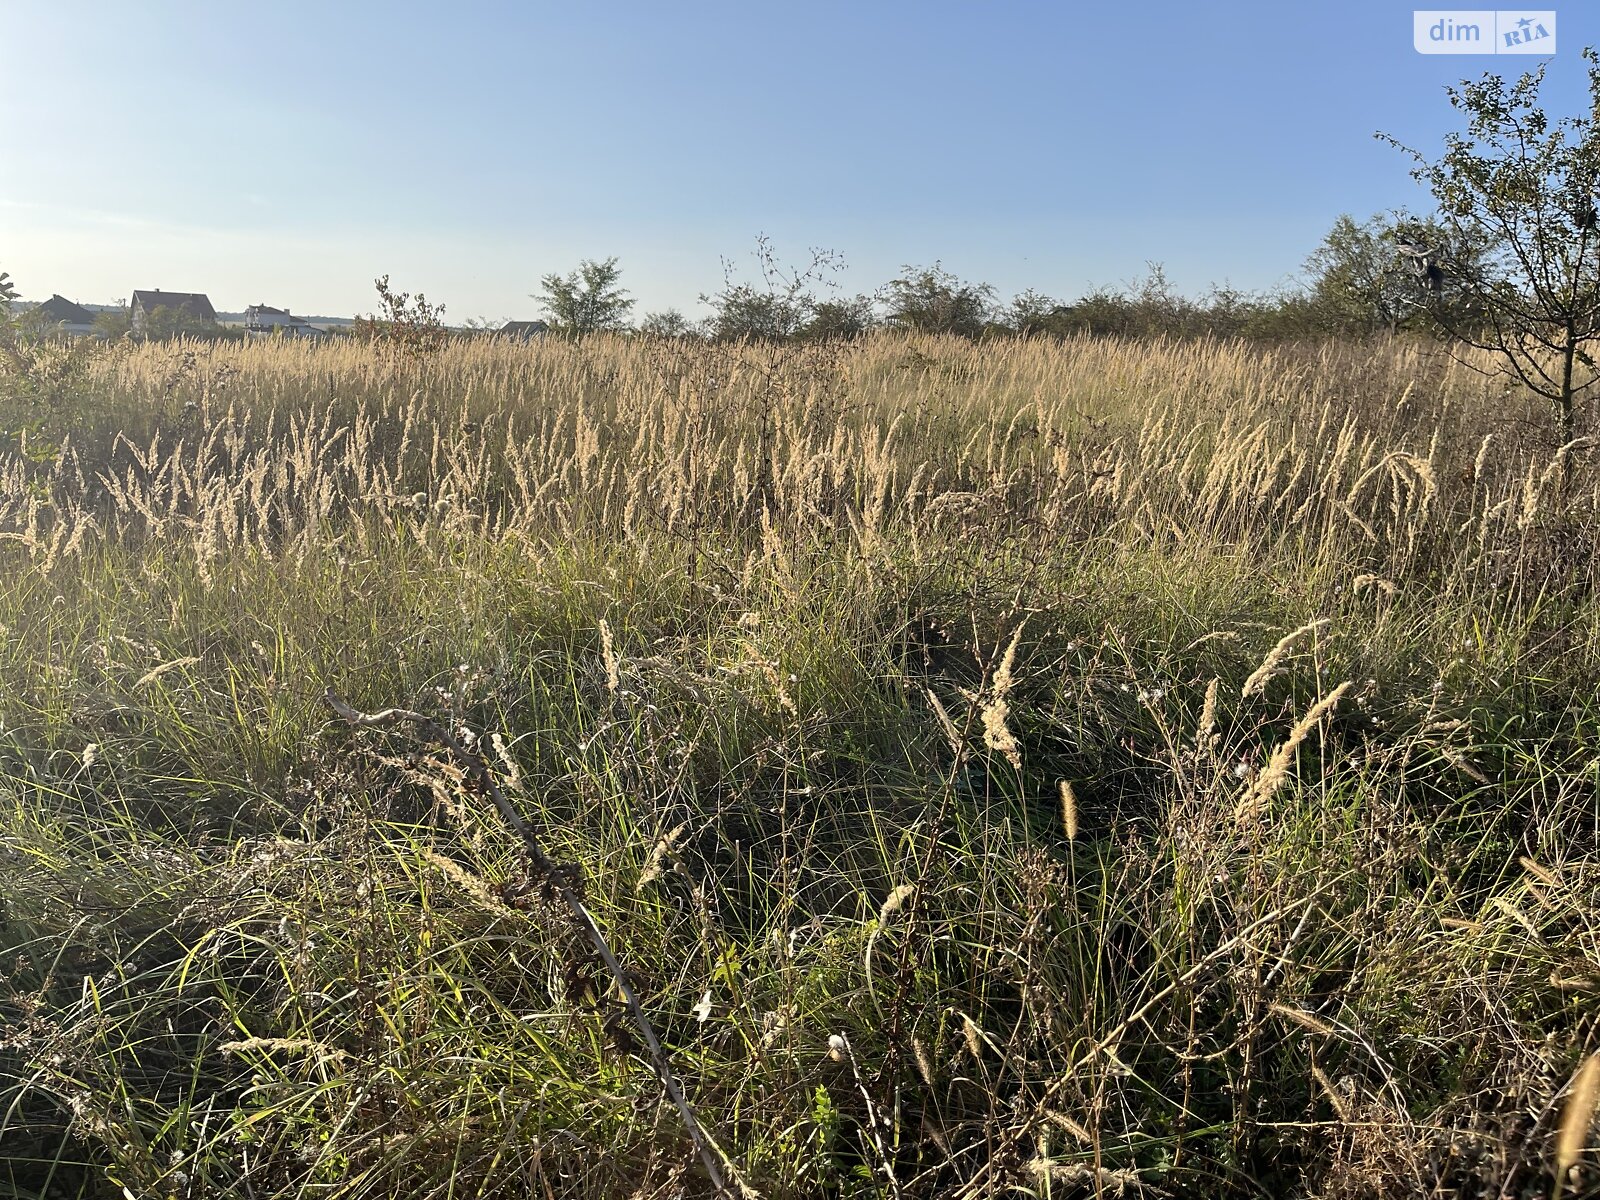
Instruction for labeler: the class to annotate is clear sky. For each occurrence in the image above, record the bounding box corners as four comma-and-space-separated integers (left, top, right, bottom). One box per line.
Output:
1, 2, 1588, 322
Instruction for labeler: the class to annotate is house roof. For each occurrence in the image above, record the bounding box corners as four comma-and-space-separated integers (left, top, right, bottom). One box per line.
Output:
246, 304, 311, 325
499, 320, 549, 336
132, 290, 217, 321
36, 294, 95, 325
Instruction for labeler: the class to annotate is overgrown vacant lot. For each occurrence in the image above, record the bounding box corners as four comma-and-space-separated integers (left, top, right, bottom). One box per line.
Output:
1, 332, 1597, 1198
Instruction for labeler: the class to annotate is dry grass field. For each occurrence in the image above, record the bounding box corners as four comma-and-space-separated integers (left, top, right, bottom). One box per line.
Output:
1, 331, 1598, 1198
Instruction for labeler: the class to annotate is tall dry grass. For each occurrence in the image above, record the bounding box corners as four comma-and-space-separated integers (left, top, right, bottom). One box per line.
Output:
0, 331, 1596, 1198
5, 332, 1589, 591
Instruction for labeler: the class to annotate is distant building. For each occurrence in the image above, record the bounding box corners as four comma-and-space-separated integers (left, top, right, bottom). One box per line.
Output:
131, 289, 217, 333
497, 320, 549, 339
33, 294, 97, 336
244, 304, 326, 339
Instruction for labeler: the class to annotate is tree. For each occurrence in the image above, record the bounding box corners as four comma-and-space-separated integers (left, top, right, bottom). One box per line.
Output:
1382, 50, 1600, 442
1305, 214, 1415, 333
700, 237, 854, 343
640, 308, 695, 338
0, 270, 101, 454
797, 294, 876, 341
1303, 212, 1487, 334
534, 257, 634, 335
1006, 288, 1062, 336
0, 271, 22, 371
92, 305, 133, 339
698, 238, 870, 343
353, 275, 448, 357
1121, 263, 1201, 337
703, 283, 807, 341
142, 302, 216, 340
1197, 282, 1278, 339
883, 264, 995, 337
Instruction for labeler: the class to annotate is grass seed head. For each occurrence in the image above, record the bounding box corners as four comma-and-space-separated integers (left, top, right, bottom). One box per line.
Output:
1557, 1052, 1600, 1199
1242, 619, 1330, 699
1059, 779, 1078, 841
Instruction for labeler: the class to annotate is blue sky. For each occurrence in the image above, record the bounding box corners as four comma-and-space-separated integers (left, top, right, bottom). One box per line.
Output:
0, 2, 1588, 322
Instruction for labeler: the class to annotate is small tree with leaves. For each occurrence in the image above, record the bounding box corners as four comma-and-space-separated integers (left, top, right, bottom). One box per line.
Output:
142, 301, 219, 341
639, 308, 695, 338
0, 270, 104, 457
798, 294, 877, 341
1303, 212, 1491, 335
884, 263, 995, 337
92, 304, 133, 339
1005, 289, 1064, 337
1382, 50, 1600, 442
701, 238, 868, 343
703, 283, 808, 341
535, 257, 634, 336
353, 275, 449, 357
0, 271, 27, 385
1306, 214, 1422, 333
